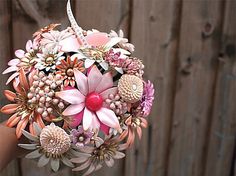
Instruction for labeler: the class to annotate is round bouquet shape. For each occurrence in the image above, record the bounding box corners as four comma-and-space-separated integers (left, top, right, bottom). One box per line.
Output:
1, 0, 155, 175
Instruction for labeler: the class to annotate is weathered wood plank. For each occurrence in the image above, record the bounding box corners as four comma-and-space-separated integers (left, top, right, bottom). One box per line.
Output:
204, 1, 236, 176
75, 0, 128, 33
0, 0, 12, 122
125, 0, 182, 176
167, 1, 224, 176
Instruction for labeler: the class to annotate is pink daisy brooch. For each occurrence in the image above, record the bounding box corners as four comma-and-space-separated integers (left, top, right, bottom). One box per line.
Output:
1, 0, 155, 175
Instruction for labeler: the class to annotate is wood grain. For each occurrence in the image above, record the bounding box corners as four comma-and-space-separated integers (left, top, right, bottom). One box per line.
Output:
204, 1, 236, 176
0, 0, 235, 176
167, 1, 224, 176
126, 0, 182, 176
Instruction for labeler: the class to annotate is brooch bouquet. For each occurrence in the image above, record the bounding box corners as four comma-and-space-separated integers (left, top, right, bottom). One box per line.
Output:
1, 1, 154, 175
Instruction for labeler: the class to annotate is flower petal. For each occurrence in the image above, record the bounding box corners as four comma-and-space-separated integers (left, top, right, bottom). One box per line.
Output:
6, 114, 20, 127
1, 104, 18, 114
21, 130, 39, 141
74, 69, 88, 95
51, 158, 60, 172
4, 90, 16, 102
70, 156, 89, 164
25, 149, 42, 159
56, 89, 85, 104
6, 72, 19, 85
59, 36, 81, 52
85, 32, 110, 47
62, 103, 85, 116
113, 151, 125, 159
83, 164, 96, 176
90, 113, 100, 131
96, 72, 113, 93
72, 160, 91, 171
105, 157, 114, 167
16, 117, 29, 138
100, 87, 118, 99
38, 155, 50, 167
8, 59, 20, 66
83, 108, 93, 130
88, 66, 103, 93
70, 110, 84, 128
15, 49, 25, 58
2, 66, 18, 74
100, 122, 110, 135
18, 144, 38, 150
26, 40, 33, 52
96, 107, 120, 130
19, 69, 29, 90
61, 156, 74, 167
84, 59, 95, 68
99, 61, 109, 70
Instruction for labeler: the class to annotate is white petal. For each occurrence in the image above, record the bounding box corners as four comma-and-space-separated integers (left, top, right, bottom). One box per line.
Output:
113, 48, 130, 55
105, 157, 114, 167
71, 53, 87, 60
85, 59, 95, 68
96, 107, 120, 129
38, 155, 50, 167
104, 37, 122, 50
51, 159, 60, 172
115, 67, 124, 74
83, 108, 93, 130
99, 61, 109, 70
25, 149, 42, 159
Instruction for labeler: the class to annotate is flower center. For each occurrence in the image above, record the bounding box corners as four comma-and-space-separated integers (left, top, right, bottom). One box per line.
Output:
45, 56, 54, 64
66, 68, 74, 77
85, 92, 103, 111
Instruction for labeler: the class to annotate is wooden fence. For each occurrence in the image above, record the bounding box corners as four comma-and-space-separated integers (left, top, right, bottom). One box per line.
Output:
0, 0, 235, 176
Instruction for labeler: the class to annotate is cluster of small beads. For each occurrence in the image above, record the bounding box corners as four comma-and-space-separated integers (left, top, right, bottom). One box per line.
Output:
122, 58, 144, 77
105, 94, 128, 115
27, 71, 65, 118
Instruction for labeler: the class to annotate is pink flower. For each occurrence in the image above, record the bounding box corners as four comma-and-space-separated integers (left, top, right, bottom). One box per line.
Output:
140, 80, 154, 117
59, 32, 110, 52
3, 40, 38, 85
56, 66, 120, 134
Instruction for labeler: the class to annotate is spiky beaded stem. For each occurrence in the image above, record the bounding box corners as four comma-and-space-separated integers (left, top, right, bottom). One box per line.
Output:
67, 0, 89, 47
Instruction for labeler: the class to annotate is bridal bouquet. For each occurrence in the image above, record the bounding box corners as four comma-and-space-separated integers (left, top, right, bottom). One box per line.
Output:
1, 1, 154, 175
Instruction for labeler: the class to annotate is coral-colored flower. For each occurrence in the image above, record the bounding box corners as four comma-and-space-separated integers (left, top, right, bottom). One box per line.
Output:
1, 69, 45, 138
119, 114, 148, 147
56, 56, 85, 87
3, 40, 38, 85
56, 66, 120, 134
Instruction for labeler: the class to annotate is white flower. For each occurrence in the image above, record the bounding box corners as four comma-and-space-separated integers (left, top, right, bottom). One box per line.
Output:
109, 30, 135, 52
40, 29, 73, 49
35, 47, 64, 72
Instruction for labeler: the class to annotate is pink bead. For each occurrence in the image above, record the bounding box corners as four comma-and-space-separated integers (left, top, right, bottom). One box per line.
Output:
37, 108, 44, 114
27, 93, 34, 99
85, 92, 103, 111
